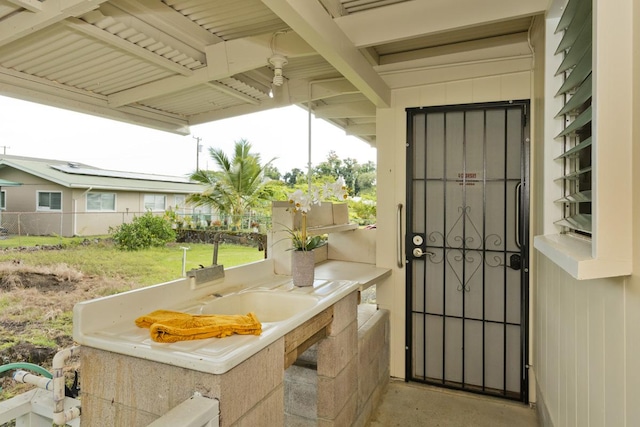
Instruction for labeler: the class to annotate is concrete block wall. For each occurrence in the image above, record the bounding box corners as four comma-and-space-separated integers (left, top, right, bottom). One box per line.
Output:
284, 364, 318, 426
284, 302, 390, 427
317, 291, 359, 426
80, 338, 285, 427
354, 305, 390, 427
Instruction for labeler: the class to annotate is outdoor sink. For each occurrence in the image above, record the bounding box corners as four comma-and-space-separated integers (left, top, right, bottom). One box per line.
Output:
197, 291, 320, 323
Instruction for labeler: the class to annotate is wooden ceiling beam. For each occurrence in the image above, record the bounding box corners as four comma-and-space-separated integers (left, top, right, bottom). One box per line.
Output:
262, 0, 390, 107
335, 0, 547, 48
313, 100, 376, 119
108, 31, 315, 107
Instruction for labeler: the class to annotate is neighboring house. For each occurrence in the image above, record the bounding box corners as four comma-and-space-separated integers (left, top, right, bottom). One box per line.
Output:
0, 155, 204, 237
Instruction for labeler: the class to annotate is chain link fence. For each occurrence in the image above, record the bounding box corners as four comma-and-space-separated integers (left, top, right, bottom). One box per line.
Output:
0, 211, 272, 239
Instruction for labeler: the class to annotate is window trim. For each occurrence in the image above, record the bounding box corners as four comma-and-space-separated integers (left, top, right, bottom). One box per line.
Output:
0, 190, 5, 210
144, 194, 166, 212
174, 195, 186, 214
86, 192, 116, 212
534, 0, 632, 280
36, 191, 62, 211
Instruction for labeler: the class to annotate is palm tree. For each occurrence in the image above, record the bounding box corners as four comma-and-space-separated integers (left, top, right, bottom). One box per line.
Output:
187, 139, 278, 227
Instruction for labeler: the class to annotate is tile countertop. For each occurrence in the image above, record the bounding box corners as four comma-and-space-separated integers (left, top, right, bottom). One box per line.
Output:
72, 259, 391, 374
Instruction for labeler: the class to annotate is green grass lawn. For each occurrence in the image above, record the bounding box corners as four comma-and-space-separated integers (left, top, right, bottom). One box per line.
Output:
0, 236, 265, 286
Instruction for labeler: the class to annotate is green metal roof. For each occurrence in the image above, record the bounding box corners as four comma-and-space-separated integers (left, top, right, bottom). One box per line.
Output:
0, 155, 203, 194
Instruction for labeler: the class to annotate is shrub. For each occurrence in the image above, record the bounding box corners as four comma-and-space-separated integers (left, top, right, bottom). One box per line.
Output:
109, 211, 176, 251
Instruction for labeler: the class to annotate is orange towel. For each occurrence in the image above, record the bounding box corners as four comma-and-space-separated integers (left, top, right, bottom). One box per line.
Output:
135, 310, 262, 343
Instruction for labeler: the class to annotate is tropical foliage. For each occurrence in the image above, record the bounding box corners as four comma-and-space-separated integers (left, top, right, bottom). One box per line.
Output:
185, 141, 376, 227
110, 211, 176, 251
187, 139, 282, 225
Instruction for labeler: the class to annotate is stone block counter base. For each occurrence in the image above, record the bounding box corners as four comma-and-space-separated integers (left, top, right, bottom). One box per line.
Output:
80, 291, 368, 427
284, 303, 390, 427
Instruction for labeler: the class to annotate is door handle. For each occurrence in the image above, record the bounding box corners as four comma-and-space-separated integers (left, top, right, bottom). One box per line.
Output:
413, 248, 435, 258
397, 203, 403, 268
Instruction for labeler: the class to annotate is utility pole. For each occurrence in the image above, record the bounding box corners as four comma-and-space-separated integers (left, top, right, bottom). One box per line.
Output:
0, 146, 9, 155
193, 136, 202, 171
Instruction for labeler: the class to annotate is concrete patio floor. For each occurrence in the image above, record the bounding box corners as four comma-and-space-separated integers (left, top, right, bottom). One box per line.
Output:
368, 380, 539, 427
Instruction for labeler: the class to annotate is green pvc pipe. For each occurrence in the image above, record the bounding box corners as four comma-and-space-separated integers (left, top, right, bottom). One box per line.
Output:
0, 362, 53, 379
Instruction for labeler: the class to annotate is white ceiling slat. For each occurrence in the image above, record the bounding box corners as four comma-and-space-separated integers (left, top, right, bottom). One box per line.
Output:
101, 1, 207, 63
0, 65, 190, 134
126, 33, 147, 44
108, 66, 211, 107
21, 39, 89, 75
173, 1, 228, 17
105, 22, 129, 35
0, 29, 72, 68
97, 68, 171, 95
318, 0, 345, 18
212, 22, 289, 41
342, 0, 408, 14
262, 0, 389, 108
28, 43, 96, 75
135, 37, 156, 49
92, 15, 118, 30
0, 0, 109, 48
197, 9, 276, 30
157, 47, 177, 57
205, 81, 261, 105
116, 28, 138, 39
174, 0, 251, 17
110, 0, 221, 50
62, 17, 195, 76
100, 70, 169, 94
46, 49, 119, 82
65, 56, 133, 88
147, 41, 166, 52
0, 25, 67, 65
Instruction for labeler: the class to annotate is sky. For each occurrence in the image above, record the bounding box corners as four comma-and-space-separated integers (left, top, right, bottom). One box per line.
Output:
0, 95, 377, 178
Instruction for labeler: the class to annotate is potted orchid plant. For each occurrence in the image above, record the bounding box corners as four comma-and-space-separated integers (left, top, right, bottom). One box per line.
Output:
286, 177, 349, 249
285, 177, 348, 286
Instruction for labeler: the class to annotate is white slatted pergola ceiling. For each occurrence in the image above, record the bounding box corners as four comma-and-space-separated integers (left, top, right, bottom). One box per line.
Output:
0, 0, 547, 146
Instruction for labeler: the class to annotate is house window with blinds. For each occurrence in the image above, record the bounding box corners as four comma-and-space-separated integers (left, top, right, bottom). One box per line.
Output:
554, 0, 592, 236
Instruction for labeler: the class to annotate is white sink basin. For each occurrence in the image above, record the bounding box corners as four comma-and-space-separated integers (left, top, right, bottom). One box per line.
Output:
197, 291, 320, 323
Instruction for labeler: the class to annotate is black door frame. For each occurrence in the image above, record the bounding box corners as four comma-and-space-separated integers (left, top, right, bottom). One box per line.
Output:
404, 100, 530, 403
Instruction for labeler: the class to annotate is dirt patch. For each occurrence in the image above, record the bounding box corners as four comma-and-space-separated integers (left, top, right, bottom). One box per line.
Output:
0, 261, 133, 400
2, 342, 58, 365
0, 271, 78, 293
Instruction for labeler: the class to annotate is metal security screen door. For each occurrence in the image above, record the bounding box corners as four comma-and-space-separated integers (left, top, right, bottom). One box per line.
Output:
405, 101, 530, 402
